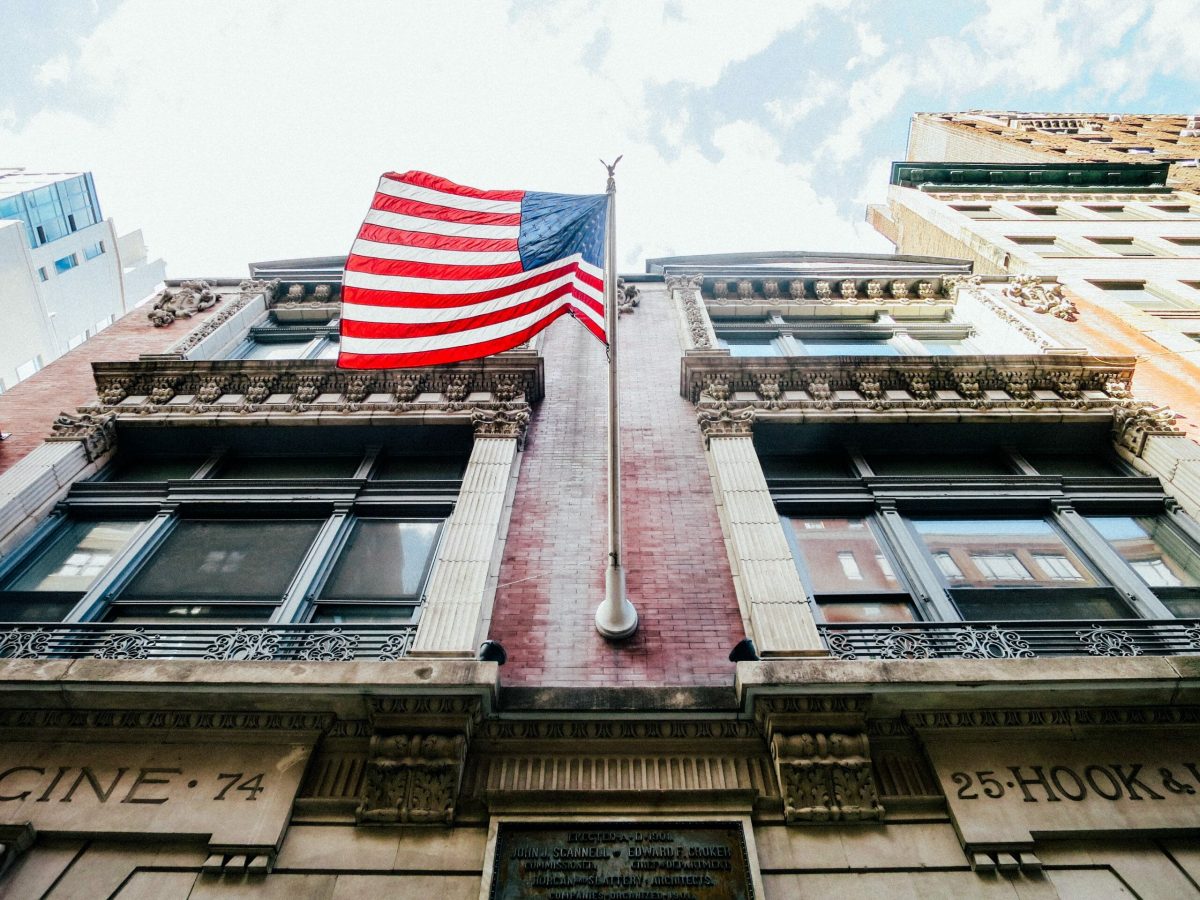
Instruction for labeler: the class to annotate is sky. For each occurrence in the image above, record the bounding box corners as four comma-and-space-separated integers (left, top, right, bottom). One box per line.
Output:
1, 0, 1198, 277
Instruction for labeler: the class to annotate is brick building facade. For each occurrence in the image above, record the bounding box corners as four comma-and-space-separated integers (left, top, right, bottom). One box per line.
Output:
0, 152, 1197, 895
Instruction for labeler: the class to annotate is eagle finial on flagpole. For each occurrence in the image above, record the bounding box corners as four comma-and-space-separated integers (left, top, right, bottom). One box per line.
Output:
600, 155, 623, 192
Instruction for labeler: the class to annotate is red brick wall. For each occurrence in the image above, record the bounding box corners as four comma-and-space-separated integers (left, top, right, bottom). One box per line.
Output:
489, 288, 743, 687
0, 297, 229, 475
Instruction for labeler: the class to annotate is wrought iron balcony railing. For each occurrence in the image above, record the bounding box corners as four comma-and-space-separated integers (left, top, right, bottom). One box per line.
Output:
819, 619, 1200, 660
0, 623, 417, 662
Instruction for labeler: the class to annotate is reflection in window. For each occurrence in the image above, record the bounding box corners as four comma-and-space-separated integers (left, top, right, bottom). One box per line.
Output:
113, 520, 324, 621
4, 520, 146, 593
717, 335, 779, 357
801, 339, 900, 356
1088, 516, 1200, 588
1034, 554, 1084, 581
914, 519, 1099, 589
786, 517, 913, 622
315, 519, 441, 622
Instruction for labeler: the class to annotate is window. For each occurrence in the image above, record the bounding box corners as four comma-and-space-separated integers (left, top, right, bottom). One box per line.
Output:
0, 520, 148, 621
1008, 236, 1077, 257
1088, 237, 1159, 257
1089, 281, 1195, 312
1152, 205, 1197, 217
769, 440, 1200, 631
82, 241, 105, 260
7, 433, 469, 627
14, 356, 42, 382
1084, 205, 1143, 220
784, 517, 914, 623
66, 332, 88, 350
951, 204, 1002, 220
228, 317, 340, 360
54, 253, 79, 273
1018, 205, 1071, 218
1165, 238, 1200, 249
36, 267, 49, 282
714, 316, 974, 358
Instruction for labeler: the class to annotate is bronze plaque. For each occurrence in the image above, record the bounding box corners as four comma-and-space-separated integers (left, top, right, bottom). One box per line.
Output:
490, 822, 754, 899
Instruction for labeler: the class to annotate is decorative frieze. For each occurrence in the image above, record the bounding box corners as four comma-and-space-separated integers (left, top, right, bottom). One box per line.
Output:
771, 732, 884, 823
704, 276, 949, 306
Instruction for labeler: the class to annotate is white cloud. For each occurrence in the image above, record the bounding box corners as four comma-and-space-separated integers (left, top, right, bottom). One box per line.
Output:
34, 54, 72, 86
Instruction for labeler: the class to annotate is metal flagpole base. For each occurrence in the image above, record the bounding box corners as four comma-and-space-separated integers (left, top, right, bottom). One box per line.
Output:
595, 565, 638, 639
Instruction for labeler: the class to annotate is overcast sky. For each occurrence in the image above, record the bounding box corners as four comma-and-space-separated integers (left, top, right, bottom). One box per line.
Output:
2, 0, 1197, 277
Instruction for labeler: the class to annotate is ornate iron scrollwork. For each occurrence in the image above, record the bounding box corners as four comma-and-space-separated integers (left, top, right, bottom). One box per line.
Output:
203, 628, 280, 661
1076, 625, 1141, 657
299, 627, 359, 661
377, 631, 416, 661
94, 628, 156, 660
825, 632, 859, 660
0, 628, 50, 659
876, 627, 933, 660
954, 625, 1034, 659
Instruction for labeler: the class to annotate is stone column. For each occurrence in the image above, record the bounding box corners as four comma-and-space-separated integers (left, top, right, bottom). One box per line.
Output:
706, 431, 825, 655
410, 422, 522, 656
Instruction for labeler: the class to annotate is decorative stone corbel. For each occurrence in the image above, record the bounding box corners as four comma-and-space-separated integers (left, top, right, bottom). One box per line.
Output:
471, 403, 531, 447
47, 411, 117, 462
617, 278, 640, 314
667, 273, 715, 350
357, 732, 469, 825
1004, 274, 1078, 321
1112, 401, 1182, 456
771, 732, 884, 823
697, 405, 755, 440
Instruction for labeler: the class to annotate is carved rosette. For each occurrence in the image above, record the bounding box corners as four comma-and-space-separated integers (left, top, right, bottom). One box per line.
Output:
357, 733, 468, 825
772, 732, 884, 823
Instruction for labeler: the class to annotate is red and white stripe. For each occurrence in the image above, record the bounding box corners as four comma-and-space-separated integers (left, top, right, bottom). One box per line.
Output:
339, 171, 604, 369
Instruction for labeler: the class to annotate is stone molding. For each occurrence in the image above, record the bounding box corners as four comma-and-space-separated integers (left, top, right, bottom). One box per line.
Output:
165, 279, 279, 356
771, 731, 885, 823
704, 276, 950, 306
0, 824, 34, 879
0, 708, 335, 733
926, 191, 1176, 203
905, 705, 1200, 731
665, 273, 715, 350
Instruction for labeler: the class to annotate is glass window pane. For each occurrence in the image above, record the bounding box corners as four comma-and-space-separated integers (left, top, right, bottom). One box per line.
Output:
788, 517, 899, 594
913, 519, 1101, 588
816, 600, 916, 623
312, 605, 418, 624
373, 454, 467, 481
216, 456, 360, 479
241, 340, 312, 360
321, 520, 440, 601
802, 340, 900, 356
717, 335, 779, 357
109, 457, 205, 481
104, 605, 275, 623
917, 339, 973, 356
869, 454, 1013, 476
4, 520, 146, 592
1088, 516, 1200, 587
1024, 454, 1126, 477
120, 520, 323, 602
760, 454, 850, 479
314, 339, 340, 360
954, 591, 1132, 620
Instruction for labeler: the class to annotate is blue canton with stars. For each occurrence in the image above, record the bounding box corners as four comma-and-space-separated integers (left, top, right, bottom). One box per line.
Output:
517, 191, 608, 272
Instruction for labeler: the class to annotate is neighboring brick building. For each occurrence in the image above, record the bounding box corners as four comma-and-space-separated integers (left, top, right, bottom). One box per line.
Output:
0, 200, 1198, 894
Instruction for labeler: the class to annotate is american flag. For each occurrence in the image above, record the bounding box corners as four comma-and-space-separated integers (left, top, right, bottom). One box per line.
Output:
338, 171, 608, 368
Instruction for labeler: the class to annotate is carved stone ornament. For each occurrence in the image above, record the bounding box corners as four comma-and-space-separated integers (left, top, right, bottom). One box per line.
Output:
667, 273, 714, 350
772, 732, 883, 823
169, 279, 279, 355
148, 280, 218, 327
48, 410, 118, 461
357, 732, 468, 825
616, 278, 640, 314
697, 404, 755, 439
1112, 400, 1182, 455
1004, 274, 1079, 321
471, 403, 532, 445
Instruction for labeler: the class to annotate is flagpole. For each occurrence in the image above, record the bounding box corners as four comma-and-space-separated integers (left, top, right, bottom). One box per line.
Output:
595, 157, 638, 640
